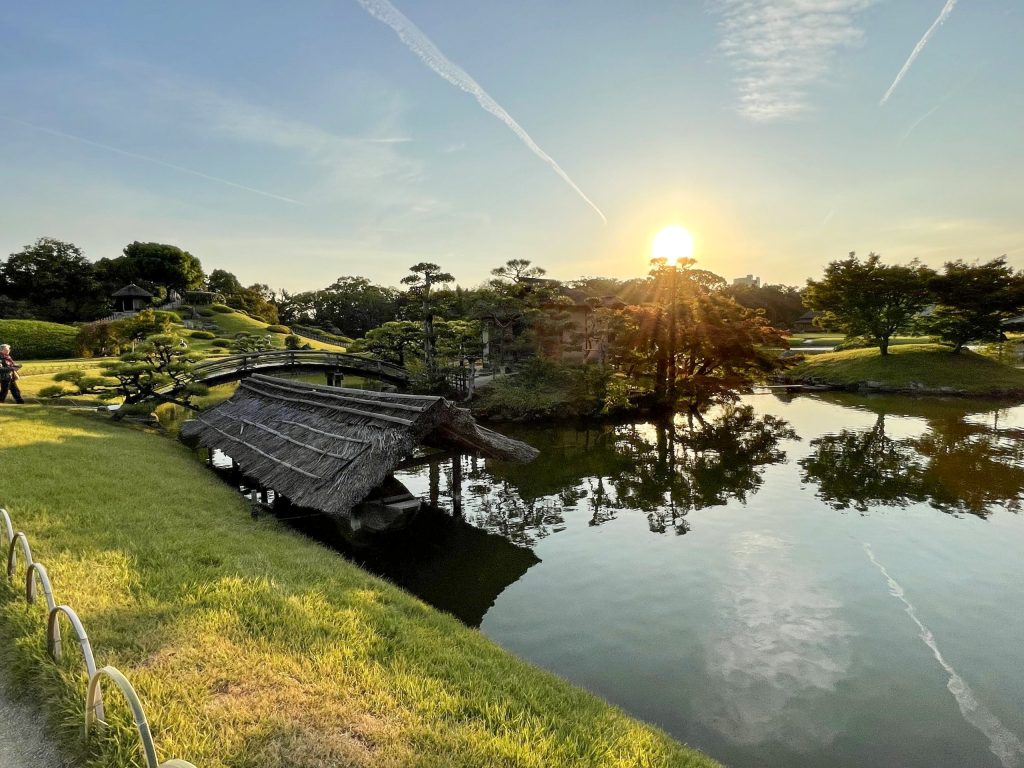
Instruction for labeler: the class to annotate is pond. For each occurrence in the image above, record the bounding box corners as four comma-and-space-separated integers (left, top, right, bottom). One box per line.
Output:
233, 392, 1024, 768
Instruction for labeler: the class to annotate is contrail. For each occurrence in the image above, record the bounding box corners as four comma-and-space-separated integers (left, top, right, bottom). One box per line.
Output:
905, 83, 958, 144
880, 0, 958, 105
0, 116, 304, 205
864, 543, 1024, 768
354, 0, 607, 224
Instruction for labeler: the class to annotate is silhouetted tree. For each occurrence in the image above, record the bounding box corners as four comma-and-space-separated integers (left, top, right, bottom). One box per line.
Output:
401, 263, 454, 374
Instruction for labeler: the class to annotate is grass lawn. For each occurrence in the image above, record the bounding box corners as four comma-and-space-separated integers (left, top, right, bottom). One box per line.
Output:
183, 308, 347, 355
0, 407, 716, 768
787, 343, 1024, 395
18, 307, 350, 402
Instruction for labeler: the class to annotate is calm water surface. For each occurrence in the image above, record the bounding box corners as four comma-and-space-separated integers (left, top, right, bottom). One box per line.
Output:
267, 392, 1024, 768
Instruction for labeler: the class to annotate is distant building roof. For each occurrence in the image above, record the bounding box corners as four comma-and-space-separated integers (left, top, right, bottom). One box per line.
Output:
111, 283, 154, 298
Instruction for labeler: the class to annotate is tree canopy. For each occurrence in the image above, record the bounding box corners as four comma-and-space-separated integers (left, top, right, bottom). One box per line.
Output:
0, 238, 108, 322
804, 252, 934, 355
920, 257, 1024, 352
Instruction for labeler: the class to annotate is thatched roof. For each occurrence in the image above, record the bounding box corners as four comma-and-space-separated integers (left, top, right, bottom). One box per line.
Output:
181, 374, 538, 517
111, 283, 154, 298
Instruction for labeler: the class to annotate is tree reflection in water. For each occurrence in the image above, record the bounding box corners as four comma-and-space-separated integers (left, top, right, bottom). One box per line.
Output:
800, 407, 1024, 517
442, 404, 797, 542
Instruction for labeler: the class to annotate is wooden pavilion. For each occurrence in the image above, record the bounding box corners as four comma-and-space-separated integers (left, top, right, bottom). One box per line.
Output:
181, 374, 538, 518
111, 283, 153, 312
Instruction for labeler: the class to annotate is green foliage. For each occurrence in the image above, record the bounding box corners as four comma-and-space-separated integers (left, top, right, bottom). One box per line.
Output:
725, 283, 806, 328
119, 241, 205, 293
211, 303, 235, 313
359, 320, 422, 365
919, 257, 1024, 352
207, 268, 244, 296
197, 307, 216, 317
211, 337, 233, 347
0, 237, 109, 322
0, 319, 78, 359
284, 334, 302, 350
47, 333, 206, 406
231, 333, 274, 353
279, 276, 399, 337
265, 324, 290, 334
190, 330, 216, 339
473, 359, 619, 420
805, 252, 935, 355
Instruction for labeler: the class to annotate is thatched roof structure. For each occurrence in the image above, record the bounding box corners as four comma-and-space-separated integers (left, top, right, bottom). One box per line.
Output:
181, 374, 538, 517
111, 283, 154, 298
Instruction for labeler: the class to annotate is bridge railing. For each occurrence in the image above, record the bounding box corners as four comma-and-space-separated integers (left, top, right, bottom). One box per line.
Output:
190, 350, 408, 382
1, 506, 199, 768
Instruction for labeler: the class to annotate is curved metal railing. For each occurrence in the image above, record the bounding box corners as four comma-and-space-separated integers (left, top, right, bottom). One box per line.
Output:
7, 531, 32, 579
0, 505, 197, 767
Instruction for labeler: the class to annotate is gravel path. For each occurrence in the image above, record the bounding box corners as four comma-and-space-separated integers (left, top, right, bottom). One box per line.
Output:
0, 669, 72, 768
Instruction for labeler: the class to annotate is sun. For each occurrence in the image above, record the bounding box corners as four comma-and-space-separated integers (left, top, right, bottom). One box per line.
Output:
651, 226, 695, 265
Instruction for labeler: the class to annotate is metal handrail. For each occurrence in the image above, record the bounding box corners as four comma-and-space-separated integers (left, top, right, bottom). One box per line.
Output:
47, 604, 104, 720
1, 508, 12, 549
0, 506, 197, 765
26, 561, 57, 613
86, 666, 160, 767
7, 531, 33, 579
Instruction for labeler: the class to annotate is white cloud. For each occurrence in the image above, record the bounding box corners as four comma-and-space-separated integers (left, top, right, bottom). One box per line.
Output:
714, 0, 877, 122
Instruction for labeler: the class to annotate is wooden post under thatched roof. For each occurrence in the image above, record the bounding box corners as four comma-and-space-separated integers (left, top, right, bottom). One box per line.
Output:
180, 374, 538, 518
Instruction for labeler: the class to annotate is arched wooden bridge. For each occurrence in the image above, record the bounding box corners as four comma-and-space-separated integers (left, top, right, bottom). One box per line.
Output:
189, 350, 409, 387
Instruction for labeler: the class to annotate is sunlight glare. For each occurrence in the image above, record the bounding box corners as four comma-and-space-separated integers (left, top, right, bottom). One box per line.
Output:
652, 226, 695, 265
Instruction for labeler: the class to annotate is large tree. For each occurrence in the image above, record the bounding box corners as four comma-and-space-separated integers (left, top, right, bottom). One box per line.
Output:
804, 252, 934, 355
119, 241, 205, 295
401, 263, 454, 374
0, 238, 108, 322
725, 283, 806, 329
278, 276, 399, 337
921, 257, 1024, 352
608, 260, 787, 409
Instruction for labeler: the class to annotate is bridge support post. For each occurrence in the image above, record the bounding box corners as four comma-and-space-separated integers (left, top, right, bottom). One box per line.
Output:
326, 369, 344, 387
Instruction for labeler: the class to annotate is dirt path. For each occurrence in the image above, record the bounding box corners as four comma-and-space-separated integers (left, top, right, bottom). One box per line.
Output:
0, 670, 72, 768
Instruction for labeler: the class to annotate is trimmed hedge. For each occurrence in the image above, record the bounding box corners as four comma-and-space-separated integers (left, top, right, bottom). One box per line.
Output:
210, 304, 235, 314
197, 307, 215, 317
0, 319, 79, 359
211, 338, 233, 347
265, 324, 291, 334
190, 330, 216, 340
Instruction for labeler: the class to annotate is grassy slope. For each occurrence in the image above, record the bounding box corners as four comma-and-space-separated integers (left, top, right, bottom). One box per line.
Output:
0, 407, 716, 768
19, 308, 348, 401
0, 319, 78, 359
787, 343, 1024, 394
186, 309, 347, 354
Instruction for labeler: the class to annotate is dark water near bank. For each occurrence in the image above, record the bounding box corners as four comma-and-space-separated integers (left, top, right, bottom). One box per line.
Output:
222, 392, 1024, 768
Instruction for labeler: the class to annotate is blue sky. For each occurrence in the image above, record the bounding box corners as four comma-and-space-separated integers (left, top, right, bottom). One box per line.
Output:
1, 1, 1021, 291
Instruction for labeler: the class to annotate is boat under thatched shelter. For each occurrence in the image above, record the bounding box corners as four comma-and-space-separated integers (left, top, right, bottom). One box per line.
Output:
181, 374, 538, 518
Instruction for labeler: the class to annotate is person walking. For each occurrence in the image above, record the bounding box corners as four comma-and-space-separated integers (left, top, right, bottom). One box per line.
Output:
0, 344, 25, 404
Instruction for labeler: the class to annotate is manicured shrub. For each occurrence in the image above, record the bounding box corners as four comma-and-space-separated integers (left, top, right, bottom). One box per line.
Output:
197, 307, 215, 317
154, 310, 183, 324
284, 334, 302, 350
211, 338, 233, 347
265, 324, 291, 334
210, 303, 234, 314
190, 330, 216, 339
0, 319, 79, 359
